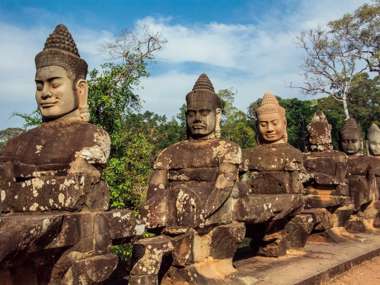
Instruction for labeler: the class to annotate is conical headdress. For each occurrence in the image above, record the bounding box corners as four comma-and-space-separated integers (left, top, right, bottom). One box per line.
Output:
340, 118, 362, 139
255, 91, 285, 117
35, 24, 88, 80
186, 73, 221, 109
368, 123, 380, 141
307, 111, 332, 150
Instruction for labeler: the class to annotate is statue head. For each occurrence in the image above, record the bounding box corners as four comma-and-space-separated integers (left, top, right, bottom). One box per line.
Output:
340, 118, 363, 155
185, 74, 222, 140
368, 123, 380, 156
307, 111, 333, 152
34, 24, 89, 122
255, 92, 287, 144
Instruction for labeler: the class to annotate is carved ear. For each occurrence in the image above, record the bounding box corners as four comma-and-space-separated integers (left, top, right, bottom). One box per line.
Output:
75, 79, 90, 122
215, 108, 222, 138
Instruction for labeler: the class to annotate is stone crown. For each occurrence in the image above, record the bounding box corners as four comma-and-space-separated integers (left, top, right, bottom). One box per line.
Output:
340, 118, 362, 138
35, 24, 88, 80
256, 91, 285, 116
186, 73, 221, 109
44, 24, 80, 57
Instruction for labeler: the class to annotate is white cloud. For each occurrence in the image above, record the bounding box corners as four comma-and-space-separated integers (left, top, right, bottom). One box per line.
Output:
0, 0, 369, 129
136, 0, 368, 116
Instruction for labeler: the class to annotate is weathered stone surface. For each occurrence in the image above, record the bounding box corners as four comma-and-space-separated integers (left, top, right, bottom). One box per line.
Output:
238, 93, 307, 258
0, 128, 24, 153
345, 215, 368, 233
233, 193, 304, 224
209, 222, 245, 259
0, 122, 110, 213
285, 214, 315, 248
347, 156, 377, 210
241, 144, 305, 196
144, 138, 241, 231
257, 231, 288, 257
304, 151, 348, 187
305, 190, 350, 209
332, 206, 354, 227
134, 74, 243, 284
306, 111, 333, 152
130, 235, 173, 285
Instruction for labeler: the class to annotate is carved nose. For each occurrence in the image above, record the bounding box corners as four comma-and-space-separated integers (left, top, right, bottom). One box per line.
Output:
41, 90, 52, 100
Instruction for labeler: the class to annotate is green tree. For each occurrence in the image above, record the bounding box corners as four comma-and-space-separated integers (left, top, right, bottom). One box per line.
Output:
294, 1, 380, 119
329, 1, 380, 74
87, 32, 165, 209
218, 89, 256, 148
317, 74, 380, 148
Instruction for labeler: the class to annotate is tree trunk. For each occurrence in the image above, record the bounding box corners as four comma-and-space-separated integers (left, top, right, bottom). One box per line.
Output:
342, 94, 350, 120
342, 82, 350, 120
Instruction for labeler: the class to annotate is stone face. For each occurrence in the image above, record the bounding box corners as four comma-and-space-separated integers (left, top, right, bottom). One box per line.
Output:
368, 123, 380, 156
255, 92, 287, 144
340, 118, 364, 156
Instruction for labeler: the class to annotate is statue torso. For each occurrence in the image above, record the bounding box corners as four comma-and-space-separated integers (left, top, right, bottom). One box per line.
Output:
241, 143, 304, 194
0, 121, 110, 212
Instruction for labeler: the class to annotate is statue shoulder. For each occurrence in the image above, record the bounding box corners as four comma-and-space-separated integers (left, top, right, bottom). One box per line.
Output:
74, 123, 111, 165
153, 141, 187, 170
213, 139, 242, 165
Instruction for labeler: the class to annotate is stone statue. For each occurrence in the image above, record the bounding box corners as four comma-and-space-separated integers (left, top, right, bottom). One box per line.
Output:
0, 24, 139, 285
368, 123, 380, 156
366, 123, 380, 227
339, 119, 377, 232
340, 118, 364, 156
0, 24, 110, 213
236, 92, 305, 256
255, 92, 287, 145
307, 111, 333, 152
303, 112, 352, 240
130, 74, 244, 284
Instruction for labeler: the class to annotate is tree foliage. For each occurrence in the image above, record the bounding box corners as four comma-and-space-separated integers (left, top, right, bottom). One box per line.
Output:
218, 89, 256, 148
329, 1, 380, 74
294, 1, 380, 119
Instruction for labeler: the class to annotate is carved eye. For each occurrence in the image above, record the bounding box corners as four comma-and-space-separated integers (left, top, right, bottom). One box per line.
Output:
200, 109, 210, 116
51, 80, 61, 89
187, 111, 195, 117
36, 83, 43, 91
260, 122, 267, 128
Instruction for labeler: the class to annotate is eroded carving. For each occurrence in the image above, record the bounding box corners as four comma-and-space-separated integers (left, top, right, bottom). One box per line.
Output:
131, 74, 244, 284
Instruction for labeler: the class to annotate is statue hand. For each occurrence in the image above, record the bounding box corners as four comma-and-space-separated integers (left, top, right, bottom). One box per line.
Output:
142, 195, 169, 229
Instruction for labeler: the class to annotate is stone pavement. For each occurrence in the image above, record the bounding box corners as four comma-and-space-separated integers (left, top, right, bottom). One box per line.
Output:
230, 233, 380, 285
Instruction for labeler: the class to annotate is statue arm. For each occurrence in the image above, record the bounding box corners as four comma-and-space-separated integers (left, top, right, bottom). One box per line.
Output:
146, 169, 168, 200
203, 162, 238, 218
68, 128, 111, 177
144, 169, 169, 228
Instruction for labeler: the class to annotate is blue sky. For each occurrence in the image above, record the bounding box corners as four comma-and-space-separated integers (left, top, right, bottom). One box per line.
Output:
0, 0, 368, 129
